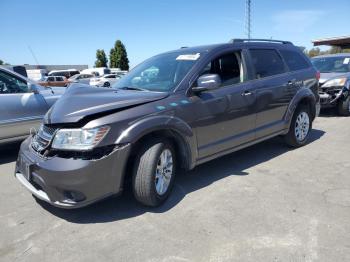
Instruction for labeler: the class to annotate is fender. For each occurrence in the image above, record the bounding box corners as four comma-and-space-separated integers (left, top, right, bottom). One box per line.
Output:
284, 87, 317, 132
116, 115, 197, 170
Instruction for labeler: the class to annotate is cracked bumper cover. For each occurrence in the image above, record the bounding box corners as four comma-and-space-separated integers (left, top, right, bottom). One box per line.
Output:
319, 85, 349, 107
15, 137, 131, 209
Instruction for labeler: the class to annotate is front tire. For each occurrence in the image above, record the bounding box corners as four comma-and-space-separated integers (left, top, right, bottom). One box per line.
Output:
284, 106, 312, 147
337, 96, 350, 116
103, 81, 111, 87
132, 139, 176, 207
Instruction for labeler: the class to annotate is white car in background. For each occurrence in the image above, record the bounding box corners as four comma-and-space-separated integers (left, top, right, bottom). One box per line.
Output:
81, 67, 111, 77
89, 74, 121, 87
68, 74, 95, 85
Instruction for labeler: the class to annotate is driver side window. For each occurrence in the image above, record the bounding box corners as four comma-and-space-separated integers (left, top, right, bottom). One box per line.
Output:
199, 51, 245, 88
0, 71, 28, 94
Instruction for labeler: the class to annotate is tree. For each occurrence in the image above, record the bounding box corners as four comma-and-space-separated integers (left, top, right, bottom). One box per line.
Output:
109, 40, 129, 70
308, 47, 321, 58
94, 49, 108, 68
109, 48, 116, 68
0, 59, 3, 65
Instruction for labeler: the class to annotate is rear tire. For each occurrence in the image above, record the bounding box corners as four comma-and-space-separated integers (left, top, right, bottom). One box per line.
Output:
337, 96, 350, 116
284, 105, 312, 147
103, 82, 111, 87
132, 139, 176, 207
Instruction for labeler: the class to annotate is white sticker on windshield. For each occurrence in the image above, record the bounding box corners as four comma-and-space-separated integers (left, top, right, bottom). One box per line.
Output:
343, 58, 350, 64
176, 53, 200, 61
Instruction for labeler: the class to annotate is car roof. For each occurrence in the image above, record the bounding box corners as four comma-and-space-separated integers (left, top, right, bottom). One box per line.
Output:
49, 69, 78, 73
160, 41, 296, 56
103, 74, 119, 77
312, 53, 350, 58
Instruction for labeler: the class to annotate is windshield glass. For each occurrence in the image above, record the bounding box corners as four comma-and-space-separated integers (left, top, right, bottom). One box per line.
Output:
113, 51, 201, 92
69, 74, 79, 80
311, 56, 350, 73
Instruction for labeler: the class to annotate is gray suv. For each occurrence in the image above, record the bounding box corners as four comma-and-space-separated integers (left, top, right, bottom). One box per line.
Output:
15, 39, 320, 208
0, 67, 64, 145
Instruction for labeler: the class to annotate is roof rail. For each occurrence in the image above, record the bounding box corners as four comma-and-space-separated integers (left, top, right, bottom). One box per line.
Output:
230, 39, 293, 45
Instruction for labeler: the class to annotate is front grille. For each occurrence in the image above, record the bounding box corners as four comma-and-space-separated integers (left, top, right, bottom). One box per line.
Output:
31, 124, 57, 153
42, 125, 57, 136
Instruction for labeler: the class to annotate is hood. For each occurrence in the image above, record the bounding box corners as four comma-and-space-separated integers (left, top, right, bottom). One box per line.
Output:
45, 84, 168, 124
319, 72, 350, 84
38, 86, 66, 108
40, 86, 66, 96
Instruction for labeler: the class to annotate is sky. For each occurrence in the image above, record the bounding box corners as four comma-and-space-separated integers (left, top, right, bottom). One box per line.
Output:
1, 0, 349, 68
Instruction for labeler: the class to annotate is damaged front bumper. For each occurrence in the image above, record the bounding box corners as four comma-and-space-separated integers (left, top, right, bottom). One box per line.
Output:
15, 136, 131, 209
319, 85, 349, 108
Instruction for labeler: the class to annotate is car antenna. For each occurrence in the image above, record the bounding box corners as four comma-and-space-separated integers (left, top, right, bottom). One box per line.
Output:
27, 45, 40, 65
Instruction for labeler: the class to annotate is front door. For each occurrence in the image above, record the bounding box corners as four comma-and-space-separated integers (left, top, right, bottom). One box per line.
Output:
0, 70, 48, 141
191, 50, 257, 160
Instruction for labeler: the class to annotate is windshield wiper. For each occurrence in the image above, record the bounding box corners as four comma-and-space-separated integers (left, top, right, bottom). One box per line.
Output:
118, 86, 148, 91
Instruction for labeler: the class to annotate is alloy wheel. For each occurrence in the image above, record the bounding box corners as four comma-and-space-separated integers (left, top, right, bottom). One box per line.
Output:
155, 149, 173, 195
295, 112, 310, 142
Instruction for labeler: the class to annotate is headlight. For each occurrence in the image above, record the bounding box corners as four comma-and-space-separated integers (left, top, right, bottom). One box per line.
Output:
322, 77, 347, 88
52, 126, 110, 151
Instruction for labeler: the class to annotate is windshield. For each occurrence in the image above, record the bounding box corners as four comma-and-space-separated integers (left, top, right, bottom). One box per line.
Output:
311, 56, 350, 73
69, 74, 79, 80
113, 51, 201, 92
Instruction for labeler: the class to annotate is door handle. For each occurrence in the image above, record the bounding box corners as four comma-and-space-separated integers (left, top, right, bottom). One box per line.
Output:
241, 90, 253, 96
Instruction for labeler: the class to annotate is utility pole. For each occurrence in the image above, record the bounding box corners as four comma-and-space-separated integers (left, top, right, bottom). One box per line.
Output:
245, 0, 251, 39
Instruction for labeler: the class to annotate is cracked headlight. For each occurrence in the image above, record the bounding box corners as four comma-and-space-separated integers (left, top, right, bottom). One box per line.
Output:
52, 126, 110, 151
322, 77, 347, 88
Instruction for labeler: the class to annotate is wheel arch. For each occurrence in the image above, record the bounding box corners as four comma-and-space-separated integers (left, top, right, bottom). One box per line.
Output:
285, 88, 317, 130
117, 115, 197, 188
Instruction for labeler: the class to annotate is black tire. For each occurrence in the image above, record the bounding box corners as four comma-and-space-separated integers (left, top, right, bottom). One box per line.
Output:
337, 96, 350, 116
103, 81, 111, 87
132, 139, 176, 207
284, 105, 312, 148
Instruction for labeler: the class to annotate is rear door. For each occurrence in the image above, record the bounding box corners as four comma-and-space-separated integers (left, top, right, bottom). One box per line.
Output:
0, 70, 49, 141
248, 48, 292, 139
192, 49, 257, 159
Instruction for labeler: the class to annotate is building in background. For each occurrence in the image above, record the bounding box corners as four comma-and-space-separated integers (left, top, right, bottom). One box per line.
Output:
312, 35, 350, 49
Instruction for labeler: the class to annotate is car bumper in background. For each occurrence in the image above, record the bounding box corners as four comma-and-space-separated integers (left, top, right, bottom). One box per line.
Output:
15, 137, 131, 209
319, 86, 348, 108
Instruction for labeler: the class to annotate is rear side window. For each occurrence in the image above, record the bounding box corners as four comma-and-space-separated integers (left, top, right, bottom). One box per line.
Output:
279, 49, 310, 71
69, 71, 79, 77
249, 49, 286, 78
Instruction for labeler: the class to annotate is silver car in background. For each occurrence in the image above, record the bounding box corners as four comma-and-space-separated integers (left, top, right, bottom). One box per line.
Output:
68, 73, 95, 85
311, 53, 350, 116
0, 67, 65, 144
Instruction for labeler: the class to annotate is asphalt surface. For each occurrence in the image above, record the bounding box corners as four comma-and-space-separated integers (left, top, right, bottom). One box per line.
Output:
0, 111, 349, 262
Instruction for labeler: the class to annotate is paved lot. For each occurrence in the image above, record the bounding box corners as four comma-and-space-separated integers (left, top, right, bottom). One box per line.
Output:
1, 112, 350, 262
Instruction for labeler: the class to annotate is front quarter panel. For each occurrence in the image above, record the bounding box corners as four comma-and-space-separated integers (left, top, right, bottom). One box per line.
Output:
83, 94, 198, 169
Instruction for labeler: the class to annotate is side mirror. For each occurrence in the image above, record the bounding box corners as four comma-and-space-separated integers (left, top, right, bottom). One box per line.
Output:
28, 83, 40, 94
192, 74, 221, 93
